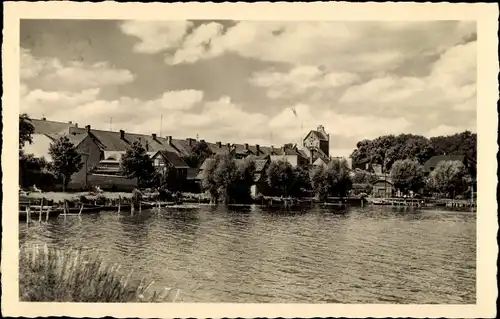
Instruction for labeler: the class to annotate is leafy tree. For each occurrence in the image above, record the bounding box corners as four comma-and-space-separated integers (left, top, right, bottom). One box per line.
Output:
120, 141, 157, 188
182, 141, 213, 168
200, 156, 221, 203
156, 161, 179, 191
310, 158, 352, 200
19, 151, 55, 189
328, 158, 352, 197
48, 136, 83, 191
310, 165, 330, 201
200, 154, 256, 204
351, 169, 377, 184
430, 131, 477, 161
19, 113, 35, 149
389, 159, 425, 194
266, 160, 295, 197
427, 160, 469, 197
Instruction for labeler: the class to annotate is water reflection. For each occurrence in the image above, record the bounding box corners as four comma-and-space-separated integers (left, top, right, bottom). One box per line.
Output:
19, 205, 476, 304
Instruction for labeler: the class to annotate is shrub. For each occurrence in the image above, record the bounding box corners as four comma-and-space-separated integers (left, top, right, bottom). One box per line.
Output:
19, 244, 180, 302
95, 195, 107, 205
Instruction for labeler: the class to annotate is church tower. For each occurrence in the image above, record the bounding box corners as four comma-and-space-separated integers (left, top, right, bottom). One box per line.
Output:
302, 125, 330, 160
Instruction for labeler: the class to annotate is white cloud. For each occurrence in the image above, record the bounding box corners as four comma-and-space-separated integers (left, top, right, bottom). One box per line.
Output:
339, 40, 477, 113
120, 21, 193, 54
21, 88, 101, 117
126, 21, 475, 74
21, 49, 135, 91
250, 65, 360, 99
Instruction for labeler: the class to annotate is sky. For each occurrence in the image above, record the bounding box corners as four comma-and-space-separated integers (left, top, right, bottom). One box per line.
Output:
20, 20, 477, 157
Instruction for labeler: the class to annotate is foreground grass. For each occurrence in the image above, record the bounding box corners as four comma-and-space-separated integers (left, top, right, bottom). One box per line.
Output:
19, 244, 179, 302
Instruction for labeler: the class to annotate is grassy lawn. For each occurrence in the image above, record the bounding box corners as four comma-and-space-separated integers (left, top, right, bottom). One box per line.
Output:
19, 244, 179, 302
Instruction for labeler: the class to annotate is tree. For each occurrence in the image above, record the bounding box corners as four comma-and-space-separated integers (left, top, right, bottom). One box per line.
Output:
19, 113, 35, 149
310, 158, 352, 200
48, 136, 83, 191
328, 158, 352, 197
310, 165, 330, 201
182, 141, 213, 168
200, 156, 221, 203
120, 141, 157, 188
266, 160, 295, 197
430, 131, 477, 161
350, 134, 435, 172
427, 160, 469, 197
157, 162, 178, 191
200, 154, 256, 204
351, 168, 377, 184
390, 159, 424, 194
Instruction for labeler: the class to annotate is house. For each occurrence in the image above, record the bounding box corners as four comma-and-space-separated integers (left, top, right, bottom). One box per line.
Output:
207, 142, 233, 156
150, 149, 190, 189
303, 125, 330, 158
372, 178, 395, 198
269, 145, 309, 168
250, 158, 272, 197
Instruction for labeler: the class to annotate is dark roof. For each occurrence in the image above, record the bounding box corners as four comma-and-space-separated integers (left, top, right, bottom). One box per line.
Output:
207, 142, 232, 155
154, 150, 190, 168
254, 159, 268, 172
69, 127, 179, 154
233, 144, 253, 155
30, 118, 77, 135
424, 155, 467, 171
304, 130, 328, 141
170, 139, 196, 157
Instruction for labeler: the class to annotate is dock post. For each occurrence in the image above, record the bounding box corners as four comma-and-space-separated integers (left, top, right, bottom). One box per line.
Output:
39, 203, 43, 222
118, 197, 121, 213
46, 207, 50, 222
26, 206, 30, 225
79, 203, 84, 216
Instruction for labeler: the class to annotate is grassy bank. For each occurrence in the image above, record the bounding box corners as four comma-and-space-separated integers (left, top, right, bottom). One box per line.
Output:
24, 191, 133, 202
19, 244, 179, 302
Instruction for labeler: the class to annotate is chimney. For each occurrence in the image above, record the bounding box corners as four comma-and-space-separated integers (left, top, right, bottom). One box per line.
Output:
186, 138, 193, 146
167, 136, 172, 145
42, 117, 46, 121
216, 141, 222, 148
244, 143, 249, 150
200, 139, 205, 143
226, 143, 231, 149
68, 121, 72, 124
85, 125, 91, 133
152, 133, 157, 140
120, 130, 125, 139
256, 144, 260, 154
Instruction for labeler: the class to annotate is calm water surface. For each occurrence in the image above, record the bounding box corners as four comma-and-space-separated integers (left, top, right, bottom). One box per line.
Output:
19, 206, 476, 303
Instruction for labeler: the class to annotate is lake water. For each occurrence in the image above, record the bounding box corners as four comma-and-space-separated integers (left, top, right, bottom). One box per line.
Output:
19, 205, 476, 303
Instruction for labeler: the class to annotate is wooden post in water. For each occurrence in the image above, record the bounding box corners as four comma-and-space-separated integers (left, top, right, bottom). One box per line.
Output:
26, 206, 30, 226
118, 197, 121, 213
139, 201, 142, 213
79, 203, 84, 216
46, 207, 50, 222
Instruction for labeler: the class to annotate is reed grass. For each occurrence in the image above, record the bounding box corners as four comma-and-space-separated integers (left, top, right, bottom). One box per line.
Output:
19, 244, 179, 302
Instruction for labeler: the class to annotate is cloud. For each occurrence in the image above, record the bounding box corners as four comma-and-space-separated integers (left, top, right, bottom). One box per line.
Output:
125, 21, 475, 74
21, 88, 101, 117
338, 40, 477, 115
249, 65, 360, 99
21, 48, 135, 91
120, 21, 193, 54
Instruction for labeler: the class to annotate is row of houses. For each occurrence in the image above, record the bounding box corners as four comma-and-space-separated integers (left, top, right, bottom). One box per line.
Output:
22, 118, 341, 192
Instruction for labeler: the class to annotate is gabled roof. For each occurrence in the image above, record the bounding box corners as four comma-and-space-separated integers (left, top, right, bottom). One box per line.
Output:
304, 130, 328, 141
424, 155, 467, 171
30, 118, 77, 135
233, 144, 253, 155
254, 159, 269, 172
170, 139, 196, 157
68, 127, 179, 154
207, 142, 233, 155
153, 150, 190, 169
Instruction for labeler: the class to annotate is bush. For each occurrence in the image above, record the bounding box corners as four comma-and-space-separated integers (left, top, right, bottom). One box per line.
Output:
95, 195, 107, 205
19, 244, 180, 302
